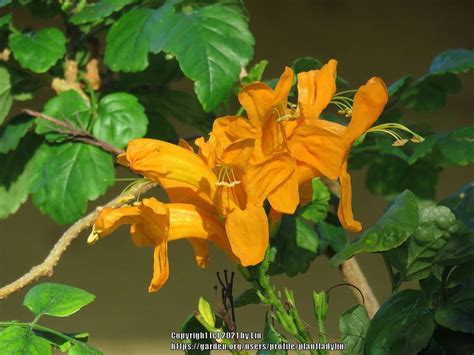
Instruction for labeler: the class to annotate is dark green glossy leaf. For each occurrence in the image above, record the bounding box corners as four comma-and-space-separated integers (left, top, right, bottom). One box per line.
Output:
36, 90, 91, 142
92, 92, 148, 148
154, 90, 213, 133
366, 157, 439, 199
438, 126, 474, 166
0, 133, 42, 219
24, 283, 95, 317
70, 0, 135, 24
0, 326, 51, 355
426, 326, 474, 355
384, 202, 461, 282
441, 181, 474, 231
430, 49, 474, 74
330, 190, 418, 267
269, 214, 319, 276
339, 305, 369, 355
9, 28, 66, 73
445, 260, 474, 288
105, 4, 176, 72
435, 288, 474, 334
0, 114, 33, 153
0, 65, 13, 124
150, 3, 255, 111
400, 73, 461, 112
180, 314, 211, 355
30, 142, 115, 224
388, 75, 413, 96
298, 178, 330, 223
233, 288, 260, 308
317, 219, 347, 253
434, 233, 474, 266
365, 290, 435, 355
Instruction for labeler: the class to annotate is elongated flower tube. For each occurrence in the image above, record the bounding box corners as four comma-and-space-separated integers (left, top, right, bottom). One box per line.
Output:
88, 198, 234, 292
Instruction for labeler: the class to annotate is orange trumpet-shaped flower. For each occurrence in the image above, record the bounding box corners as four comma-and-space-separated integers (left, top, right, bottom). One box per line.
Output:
289, 66, 389, 231
118, 137, 295, 266
88, 197, 233, 292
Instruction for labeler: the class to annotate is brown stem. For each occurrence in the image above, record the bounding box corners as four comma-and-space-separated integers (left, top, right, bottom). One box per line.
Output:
22, 109, 124, 156
321, 176, 380, 318
0, 182, 155, 300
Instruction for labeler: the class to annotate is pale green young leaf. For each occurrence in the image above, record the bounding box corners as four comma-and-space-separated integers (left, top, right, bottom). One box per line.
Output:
0, 326, 51, 355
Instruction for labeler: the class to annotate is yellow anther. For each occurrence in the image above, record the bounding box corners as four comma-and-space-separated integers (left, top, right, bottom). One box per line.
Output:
273, 101, 299, 122
392, 139, 408, 147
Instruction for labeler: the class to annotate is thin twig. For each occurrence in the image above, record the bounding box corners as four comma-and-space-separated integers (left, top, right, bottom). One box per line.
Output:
321, 176, 380, 318
0, 182, 155, 300
22, 109, 124, 156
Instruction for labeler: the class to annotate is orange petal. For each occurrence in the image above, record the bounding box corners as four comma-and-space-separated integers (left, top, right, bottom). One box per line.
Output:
267, 168, 299, 214
124, 139, 217, 200
244, 152, 295, 206
167, 203, 239, 263
345, 77, 388, 141
148, 243, 170, 292
220, 138, 255, 171
238, 82, 276, 127
288, 121, 346, 180
129, 198, 170, 247
337, 161, 362, 232
274, 66, 294, 103
187, 239, 209, 268
297, 59, 337, 120
225, 205, 268, 266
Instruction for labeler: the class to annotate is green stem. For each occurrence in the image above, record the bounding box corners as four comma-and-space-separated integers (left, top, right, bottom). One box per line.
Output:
235, 106, 244, 116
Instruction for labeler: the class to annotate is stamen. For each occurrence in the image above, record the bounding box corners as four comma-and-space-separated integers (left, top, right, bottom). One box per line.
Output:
367, 123, 425, 147
215, 166, 241, 187
273, 101, 299, 122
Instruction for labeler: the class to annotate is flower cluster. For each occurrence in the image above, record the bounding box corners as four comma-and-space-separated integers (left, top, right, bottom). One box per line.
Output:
88, 60, 393, 292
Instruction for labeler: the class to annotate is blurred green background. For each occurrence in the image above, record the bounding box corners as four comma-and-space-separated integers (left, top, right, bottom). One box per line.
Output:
1, 0, 473, 353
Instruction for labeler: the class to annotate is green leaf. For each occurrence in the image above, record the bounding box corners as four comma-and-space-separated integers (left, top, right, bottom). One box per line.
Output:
339, 305, 369, 355
33, 329, 89, 352
198, 297, 215, 327
0, 0, 11, 8
317, 220, 347, 253
92, 92, 148, 148
330, 190, 418, 267
366, 157, 439, 199
0, 65, 13, 124
257, 313, 287, 355
105, 4, 177, 72
233, 288, 260, 308
9, 28, 66, 73
428, 327, 474, 354
0, 114, 33, 154
36, 90, 91, 142
434, 233, 474, 266
70, 0, 135, 24
298, 178, 330, 223
441, 181, 474, 231
430, 49, 474, 74
0, 326, 51, 355
180, 315, 211, 355
435, 288, 474, 334
150, 4, 255, 111
30, 142, 115, 224
438, 126, 474, 166
241, 59, 268, 85
313, 291, 328, 322
154, 90, 213, 133
24, 283, 95, 317
400, 73, 461, 112
388, 75, 413, 96
0, 133, 42, 219
0, 12, 11, 28
68, 341, 102, 355
384, 202, 461, 282
445, 260, 474, 288
269, 214, 319, 276
365, 290, 435, 355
